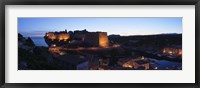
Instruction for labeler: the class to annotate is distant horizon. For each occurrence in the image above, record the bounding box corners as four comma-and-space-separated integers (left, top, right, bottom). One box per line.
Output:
18, 18, 182, 37
19, 32, 182, 38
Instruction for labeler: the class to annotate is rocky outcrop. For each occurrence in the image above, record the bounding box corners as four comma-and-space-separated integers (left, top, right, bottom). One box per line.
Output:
18, 33, 57, 70
18, 33, 35, 50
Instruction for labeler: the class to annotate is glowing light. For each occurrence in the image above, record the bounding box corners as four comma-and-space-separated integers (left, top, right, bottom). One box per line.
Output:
48, 47, 61, 54
53, 44, 56, 47
128, 65, 132, 68
154, 67, 158, 69
46, 33, 56, 40
163, 48, 182, 55
123, 63, 133, 68
59, 52, 66, 55
178, 50, 182, 55
169, 51, 173, 54
58, 33, 69, 41
141, 56, 145, 60
163, 49, 166, 53
113, 44, 120, 47
99, 33, 109, 47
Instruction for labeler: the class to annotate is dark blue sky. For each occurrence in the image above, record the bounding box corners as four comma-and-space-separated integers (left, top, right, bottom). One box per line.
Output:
18, 17, 182, 37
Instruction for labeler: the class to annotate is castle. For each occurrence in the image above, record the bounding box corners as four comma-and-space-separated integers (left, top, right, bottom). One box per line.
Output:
44, 29, 109, 47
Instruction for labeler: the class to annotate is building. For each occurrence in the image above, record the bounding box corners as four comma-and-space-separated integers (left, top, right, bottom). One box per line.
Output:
84, 32, 109, 47
118, 57, 150, 70
163, 45, 182, 55
99, 32, 109, 47
44, 30, 109, 47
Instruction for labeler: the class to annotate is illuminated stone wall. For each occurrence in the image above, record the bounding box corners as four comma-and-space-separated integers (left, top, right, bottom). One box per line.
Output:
84, 32, 109, 47
46, 32, 70, 41
84, 33, 99, 46
99, 32, 109, 47
46, 32, 56, 40
45, 31, 109, 47
58, 33, 70, 41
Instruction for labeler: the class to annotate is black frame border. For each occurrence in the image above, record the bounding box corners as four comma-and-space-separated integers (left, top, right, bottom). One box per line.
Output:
0, 0, 200, 88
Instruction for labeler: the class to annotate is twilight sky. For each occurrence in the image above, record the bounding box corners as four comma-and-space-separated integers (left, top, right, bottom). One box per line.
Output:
18, 17, 182, 37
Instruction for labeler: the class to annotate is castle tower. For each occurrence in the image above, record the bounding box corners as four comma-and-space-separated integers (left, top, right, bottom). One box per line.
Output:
99, 32, 109, 47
